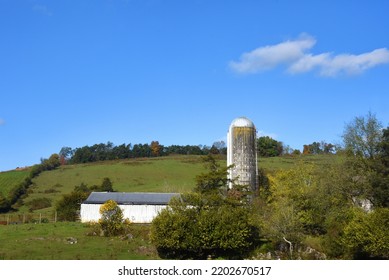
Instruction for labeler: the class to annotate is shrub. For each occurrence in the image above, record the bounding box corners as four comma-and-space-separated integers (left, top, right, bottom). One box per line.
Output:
100, 177, 113, 192
151, 155, 260, 259
44, 188, 60, 194
89, 178, 114, 192
341, 208, 389, 259
26, 197, 52, 211
151, 197, 259, 259
56, 191, 89, 221
99, 200, 128, 236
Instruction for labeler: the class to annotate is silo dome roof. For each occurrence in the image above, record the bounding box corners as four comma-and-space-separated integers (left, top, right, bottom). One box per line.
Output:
230, 117, 255, 128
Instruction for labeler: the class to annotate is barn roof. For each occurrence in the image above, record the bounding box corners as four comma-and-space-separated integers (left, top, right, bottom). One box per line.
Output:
83, 192, 180, 205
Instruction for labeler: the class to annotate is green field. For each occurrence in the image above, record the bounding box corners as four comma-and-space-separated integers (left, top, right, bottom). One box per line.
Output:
0, 154, 340, 214
0, 222, 157, 260
0, 170, 30, 196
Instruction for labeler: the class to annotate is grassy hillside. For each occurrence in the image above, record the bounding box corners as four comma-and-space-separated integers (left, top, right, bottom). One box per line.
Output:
0, 154, 340, 214
19, 156, 206, 214
258, 154, 340, 173
0, 170, 30, 196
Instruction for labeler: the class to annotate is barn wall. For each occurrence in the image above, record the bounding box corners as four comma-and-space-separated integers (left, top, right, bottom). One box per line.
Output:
80, 204, 168, 223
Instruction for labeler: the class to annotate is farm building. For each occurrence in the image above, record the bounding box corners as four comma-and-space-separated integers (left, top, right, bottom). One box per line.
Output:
80, 192, 180, 223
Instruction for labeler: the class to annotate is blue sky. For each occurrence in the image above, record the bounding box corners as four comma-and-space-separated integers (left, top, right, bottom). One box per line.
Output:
1, 0, 389, 171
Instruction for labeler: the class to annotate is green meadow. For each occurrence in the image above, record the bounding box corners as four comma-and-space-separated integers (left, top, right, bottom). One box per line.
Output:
0, 222, 157, 260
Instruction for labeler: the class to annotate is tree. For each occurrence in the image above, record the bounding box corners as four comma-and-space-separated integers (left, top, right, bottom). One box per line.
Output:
209, 145, 220, 155
151, 194, 259, 259
59, 147, 74, 164
370, 127, 389, 207
263, 164, 318, 252
56, 186, 90, 221
100, 177, 114, 192
257, 136, 283, 157
99, 200, 127, 236
341, 208, 389, 259
342, 111, 383, 159
303, 145, 311, 155
323, 142, 335, 154
194, 154, 230, 194
151, 155, 260, 259
212, 141, 227, 155
150, 141, 162, 157
302, 142, 334, 155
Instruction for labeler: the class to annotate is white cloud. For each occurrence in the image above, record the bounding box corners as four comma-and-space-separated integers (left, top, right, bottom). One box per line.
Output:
289, 48, 389, 76
229, 34, 315, 73
288, 53, 330, 74
0, 118, 5, 126
230, 34, 389, 77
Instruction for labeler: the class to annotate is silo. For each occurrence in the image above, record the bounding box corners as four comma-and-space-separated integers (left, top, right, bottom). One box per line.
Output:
227, 117, 258, 192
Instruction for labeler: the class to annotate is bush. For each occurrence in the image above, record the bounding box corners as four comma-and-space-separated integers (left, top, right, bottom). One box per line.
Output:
100, 177, 114, 192
44, 188, 60, 194
99, 200, 128, 236
341, 208, 389, 259
151, 155, 260, 259
26, 197, 52, 211
89, 178, 114, 192
56, 191, 89, 221
151, 197, 259, 259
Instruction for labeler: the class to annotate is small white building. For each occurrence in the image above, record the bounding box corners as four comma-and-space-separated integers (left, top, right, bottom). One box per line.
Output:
80, 192, 180, 223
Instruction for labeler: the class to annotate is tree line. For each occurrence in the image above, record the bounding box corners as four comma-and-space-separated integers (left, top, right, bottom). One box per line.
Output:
0, 154, 61, 213
59, 141, 229, 165
59, 136, 311, 166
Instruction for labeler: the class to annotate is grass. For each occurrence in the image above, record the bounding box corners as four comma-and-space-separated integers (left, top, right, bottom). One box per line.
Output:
0, 222, 158, 260
259, 154, 340, 173
3, 154, 341, 215
0, 170, 30, 196
20, 156, 206, 214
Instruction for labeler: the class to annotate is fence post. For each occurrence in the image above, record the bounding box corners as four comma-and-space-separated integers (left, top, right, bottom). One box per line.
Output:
23, 214, 25, 224
7, 214, 10, 225
39, 213, 42, 224
54, 211, 57, 223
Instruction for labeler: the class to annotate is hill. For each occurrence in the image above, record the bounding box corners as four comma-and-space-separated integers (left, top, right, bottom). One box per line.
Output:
0, 154, 338, 215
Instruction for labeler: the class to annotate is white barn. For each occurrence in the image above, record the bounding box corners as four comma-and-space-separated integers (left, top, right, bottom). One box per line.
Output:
80, 192, 180, 223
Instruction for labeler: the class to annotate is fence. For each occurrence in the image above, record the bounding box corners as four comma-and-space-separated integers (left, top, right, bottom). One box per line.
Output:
0, 212, 67, 225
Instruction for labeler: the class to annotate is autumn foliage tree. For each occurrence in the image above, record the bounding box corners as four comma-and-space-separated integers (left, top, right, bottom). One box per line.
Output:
150, 141, 162, 157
